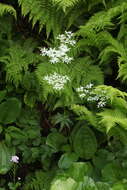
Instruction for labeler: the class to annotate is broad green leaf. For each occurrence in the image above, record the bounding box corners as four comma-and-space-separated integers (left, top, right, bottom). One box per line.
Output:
50, 177, 77, 190
58, 153, 78, 169
102, 161, 127, 183
0, 142, 15, 174
68, 162, 93, 181
73, 126, 97, 159
92, 149, 114, 170
5, 126, 27, 145
0, 98, 21, 124
46, 132, 67, 151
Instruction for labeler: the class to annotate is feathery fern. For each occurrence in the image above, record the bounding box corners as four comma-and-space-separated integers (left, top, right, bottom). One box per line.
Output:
98, 109, 127, 132
52, 0, 81, 10
24, 170, 55, 190
0, 39, 40, 87
0, 3, 16, 18
18, 0, 67, 37
95, 85, 127, 102
76, 1, 127, 82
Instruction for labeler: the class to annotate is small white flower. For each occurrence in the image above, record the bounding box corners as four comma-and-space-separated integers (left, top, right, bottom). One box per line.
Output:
59, 44, 70, 53
76, 86, 84, 92
50, 57, 59, 63
43, 72, 70, 91
40, 47, 47, 56
97, 101, 106, 108
62, 56, 73, 64
10, 155, 19, 163
85, 83, 94, 89
79, 93, 86, 98
18, 177, 21, 180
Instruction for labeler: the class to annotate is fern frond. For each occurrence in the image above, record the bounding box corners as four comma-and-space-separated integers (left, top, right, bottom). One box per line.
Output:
71, 58, 104, 86
24, 170, 55, 190
117, 63, 127, 82
76, 2, 127, 82
99, 32, 127, 62
78, 7, 116, 37
18, 0, 65, 37
0, 3, 16, 18
95, 85, 127, 103
0, 40, 39, 87
98, 109, 127, 132
52, 0, 81, 11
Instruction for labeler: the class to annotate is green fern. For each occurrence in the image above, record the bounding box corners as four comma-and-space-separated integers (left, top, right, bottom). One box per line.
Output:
71, 58, 104, 86
94, 85, 127, 103
18, 0, 66, 37
0, 39, 40, 87
52, 0, 81, 11
98, 109, 127, 133
18, 0, 91, 37
24, 170, 55, 190
78, 1, 127, 36
0, 3, 16, 18
76, 1, 127, 82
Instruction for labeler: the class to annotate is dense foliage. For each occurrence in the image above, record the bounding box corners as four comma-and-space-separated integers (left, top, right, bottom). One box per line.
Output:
1, 0, 127, 189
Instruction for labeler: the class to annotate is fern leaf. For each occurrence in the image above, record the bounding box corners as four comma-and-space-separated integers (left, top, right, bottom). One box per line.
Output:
0, 40, 39, 87
98, 109, 127, 132
95, 85, 127, 103
71, 58, 104, 86
52, 0, 81, 11
0, 3, 16, 18
18, 0, 65, 37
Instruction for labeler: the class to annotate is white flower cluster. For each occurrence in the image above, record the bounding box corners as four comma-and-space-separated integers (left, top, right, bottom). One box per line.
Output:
40, 31, 76, 64
76, 83, 109, 108
43, 72, 70, 90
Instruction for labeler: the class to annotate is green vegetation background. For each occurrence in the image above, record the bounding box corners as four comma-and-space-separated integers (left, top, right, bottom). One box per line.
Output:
0, 0, 127, 189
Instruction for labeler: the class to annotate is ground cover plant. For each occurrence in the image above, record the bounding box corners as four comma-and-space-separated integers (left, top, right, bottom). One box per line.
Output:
1, 0, 127, 189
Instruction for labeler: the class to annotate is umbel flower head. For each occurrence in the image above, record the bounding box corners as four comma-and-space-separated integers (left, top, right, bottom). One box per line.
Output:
40, 31, 76, 64
10, 155, 19, 163
43, 72, 70, 90
76, 83, 109, 108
